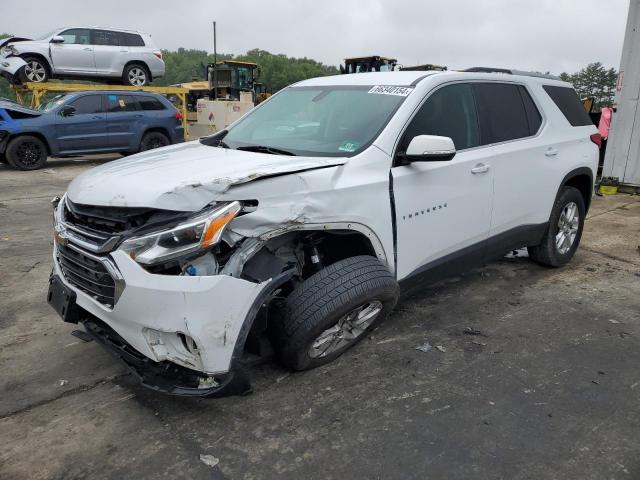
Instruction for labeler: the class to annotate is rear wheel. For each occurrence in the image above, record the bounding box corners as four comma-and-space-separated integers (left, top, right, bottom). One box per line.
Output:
140, 131, 170, 152
6, 135, 48, 170
0, 153, 7, 164
528, 186, 585, 267
273, 255, 399, 371
20, 57, 49, 83
123, 64, 149, 86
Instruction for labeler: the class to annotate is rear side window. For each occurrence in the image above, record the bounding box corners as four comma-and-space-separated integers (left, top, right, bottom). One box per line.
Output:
519, 85, 542, 134
92, 30, 120, 46
137, 96, 166, 111
473, 83, 533, 144
106, 94, 138, 112
120, 32, 145, 47
543, 85, 593, 126
401, 83, 480, 151
70, 95, 103, 114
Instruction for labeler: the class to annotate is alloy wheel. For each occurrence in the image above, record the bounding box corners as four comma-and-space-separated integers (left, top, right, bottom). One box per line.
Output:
128, 67, 147, 86
556, 201, 579, 254
25, 61, 46, 82
15, 141, 44, 168
308, 301, 383, 358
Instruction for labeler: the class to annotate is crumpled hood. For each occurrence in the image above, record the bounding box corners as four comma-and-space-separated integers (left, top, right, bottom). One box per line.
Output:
0, 99, 41, 115
0, 37, 32, 49
67, 141, 347, 211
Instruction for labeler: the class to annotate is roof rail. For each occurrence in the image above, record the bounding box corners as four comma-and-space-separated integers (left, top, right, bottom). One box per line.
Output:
463, 67, 560, 81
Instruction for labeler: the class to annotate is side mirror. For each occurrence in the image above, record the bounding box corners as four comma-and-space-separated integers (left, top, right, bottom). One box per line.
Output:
50, 36, 65, 44
60, 105, 76, 117
404, 135, 456, 162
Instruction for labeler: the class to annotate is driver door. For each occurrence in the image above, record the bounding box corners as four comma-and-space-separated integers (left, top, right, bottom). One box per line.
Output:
391, 82, 494, 283
50, 29, 95, 74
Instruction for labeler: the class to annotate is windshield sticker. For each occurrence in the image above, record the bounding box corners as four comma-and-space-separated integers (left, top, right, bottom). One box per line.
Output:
368, 85, 413, 96
338, 141, 360, 153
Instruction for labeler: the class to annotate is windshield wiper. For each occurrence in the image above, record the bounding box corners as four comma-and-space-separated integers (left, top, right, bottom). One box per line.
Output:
236, 145, 296, 156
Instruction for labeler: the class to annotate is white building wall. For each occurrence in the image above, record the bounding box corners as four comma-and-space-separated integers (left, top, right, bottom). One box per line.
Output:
604, 0, 640, 186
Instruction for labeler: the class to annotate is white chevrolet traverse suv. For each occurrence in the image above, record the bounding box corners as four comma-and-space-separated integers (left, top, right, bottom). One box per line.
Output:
0, 27, 164, 86
48, 70, 599, 396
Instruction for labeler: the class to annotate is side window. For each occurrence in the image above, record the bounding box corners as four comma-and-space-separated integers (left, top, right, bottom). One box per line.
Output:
92, 30, 120, 46
542, 85, 593, 127
69, 95, 102, 114
59, 29, 91, 45
120, 32, 145, 47
106, 94, 138, 113
137, 97, 166, 111
473, 83, 531, 144
401, 83, 480, 151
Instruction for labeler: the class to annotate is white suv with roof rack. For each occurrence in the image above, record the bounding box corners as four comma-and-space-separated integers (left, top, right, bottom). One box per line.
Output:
0, 27, 164, 86
48, 69, 599, 396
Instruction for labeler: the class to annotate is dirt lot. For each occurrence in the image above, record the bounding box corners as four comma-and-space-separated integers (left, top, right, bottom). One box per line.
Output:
1, 157, 639, 480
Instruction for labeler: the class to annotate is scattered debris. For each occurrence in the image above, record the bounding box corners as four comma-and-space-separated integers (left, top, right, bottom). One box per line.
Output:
435, 345, 446, 353
276, 373, 290, 383
585, 266, 597, 272
463, 327, 487, 337
472, 340, 487, 346
58, 379, 68, 387
608, 319, 621, 324
426, 404, 451, 415
416, 342, 432, 353
489, 401, 495, 406
591, 380, 600, 385
199, 454, 220, 468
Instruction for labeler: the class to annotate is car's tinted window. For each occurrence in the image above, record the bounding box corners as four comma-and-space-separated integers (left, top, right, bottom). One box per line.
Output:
137, 97, 166, 111
70, 95, 103, 114
519, 85, 542, 134
473, 83, 532, 144
106, 94, 138, 112
120, 32, 145, 47
92, 30, 120, 46
401, 83, 480, 151
59, 29, 91, 45
543, 85, 593, 126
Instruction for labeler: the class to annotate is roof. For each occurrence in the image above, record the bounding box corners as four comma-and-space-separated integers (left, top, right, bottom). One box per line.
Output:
295, 71, 436, 87
345, 56, 397, 62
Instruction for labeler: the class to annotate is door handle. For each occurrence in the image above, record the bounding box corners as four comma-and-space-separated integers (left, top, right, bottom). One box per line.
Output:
471, 163, 490, 174
545, 147, 559, 157
83, 47, 92, 51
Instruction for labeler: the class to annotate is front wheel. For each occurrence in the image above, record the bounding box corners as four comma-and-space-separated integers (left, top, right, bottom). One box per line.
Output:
6, 135, 48, 170
274, 255, 399, 371
139, 131, 170, 152
528, 186, 586, 267
20, 57, 49, 83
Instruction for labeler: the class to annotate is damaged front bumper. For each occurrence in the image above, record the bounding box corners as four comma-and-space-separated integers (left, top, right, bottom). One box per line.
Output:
51, 244, 285, 396
0, 55, 26, 82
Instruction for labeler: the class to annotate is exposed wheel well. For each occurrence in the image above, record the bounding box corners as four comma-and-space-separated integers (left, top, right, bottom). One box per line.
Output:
19, 53, 52, 74
7, 132, 51, 155
123, 61, 152, 81
563, 173, 593, 212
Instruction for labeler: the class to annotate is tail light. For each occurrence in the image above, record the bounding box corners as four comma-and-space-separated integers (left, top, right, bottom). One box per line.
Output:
175, 111, 183, 122
153, 50, 162, 60
590, 133, 602, 148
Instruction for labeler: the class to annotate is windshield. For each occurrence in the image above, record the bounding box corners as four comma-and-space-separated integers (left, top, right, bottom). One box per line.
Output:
211, 85, 412, 157
36, 30, 57, 41
37, 94, 68, 112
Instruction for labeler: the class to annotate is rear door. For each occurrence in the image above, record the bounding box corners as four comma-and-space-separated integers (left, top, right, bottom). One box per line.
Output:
50, 29, 95, 74
106, 94, 142, 149
92, 29, 126, 76
391, 82, 494, 282
472, 82, 549, 243
54, 95, 107, 153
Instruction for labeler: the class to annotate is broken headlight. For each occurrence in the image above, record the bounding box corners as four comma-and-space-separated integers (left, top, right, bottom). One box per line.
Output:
119, 201, 241, 266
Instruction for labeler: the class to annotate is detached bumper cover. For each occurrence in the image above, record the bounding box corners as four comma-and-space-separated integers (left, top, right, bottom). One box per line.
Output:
0, 56, 26, 77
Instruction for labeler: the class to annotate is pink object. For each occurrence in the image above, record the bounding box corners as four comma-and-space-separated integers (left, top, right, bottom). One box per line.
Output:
599, 107, 613, 139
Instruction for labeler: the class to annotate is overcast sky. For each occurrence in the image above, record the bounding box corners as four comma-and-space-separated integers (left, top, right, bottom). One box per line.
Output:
0, 0, 630, 74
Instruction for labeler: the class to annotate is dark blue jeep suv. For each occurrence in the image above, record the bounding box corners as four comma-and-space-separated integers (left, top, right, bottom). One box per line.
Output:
0, 91, 184, 170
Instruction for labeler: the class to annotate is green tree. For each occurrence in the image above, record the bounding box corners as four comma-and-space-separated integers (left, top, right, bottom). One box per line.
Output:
559, 62, 617, 108
0, 33, 14, 100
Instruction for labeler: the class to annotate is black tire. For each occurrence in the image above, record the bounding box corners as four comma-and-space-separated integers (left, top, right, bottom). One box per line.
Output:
19, 56, 50, 83
274, 255, 399, 371
122, 63, 150, 86
0, 153, 7, 164
139, 131, 170, 152
528, 186, 586, 267
6, 135, 48, 170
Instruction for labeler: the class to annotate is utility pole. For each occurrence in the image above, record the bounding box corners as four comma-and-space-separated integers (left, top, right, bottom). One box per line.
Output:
212, 21, 217, 101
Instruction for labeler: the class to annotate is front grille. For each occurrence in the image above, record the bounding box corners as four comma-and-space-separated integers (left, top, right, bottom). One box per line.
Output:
57, 244, 116, 307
